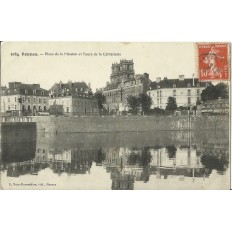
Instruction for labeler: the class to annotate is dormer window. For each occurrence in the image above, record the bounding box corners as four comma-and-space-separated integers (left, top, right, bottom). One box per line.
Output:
41, 91, 44, 96
196, 83, 200, 87
187, 83, 191, 87
33, 90, 36, 95
25, 90, 28, 94
173, 84, 176, 88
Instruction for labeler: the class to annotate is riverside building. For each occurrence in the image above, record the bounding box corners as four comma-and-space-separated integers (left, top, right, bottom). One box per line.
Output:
102, 59, 151, 114
49, 81, 98, 116
147, 75, 208, 109
1, 82, 49, 116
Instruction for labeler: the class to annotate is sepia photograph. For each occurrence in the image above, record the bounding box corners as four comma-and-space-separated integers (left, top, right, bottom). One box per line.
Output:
0, 42, 230, 190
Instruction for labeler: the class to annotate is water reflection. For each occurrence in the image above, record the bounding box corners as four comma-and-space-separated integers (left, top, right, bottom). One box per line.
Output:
0, 129, 230, 190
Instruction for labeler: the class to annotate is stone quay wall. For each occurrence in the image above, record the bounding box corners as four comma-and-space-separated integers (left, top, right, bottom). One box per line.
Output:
31, 115, 229, 133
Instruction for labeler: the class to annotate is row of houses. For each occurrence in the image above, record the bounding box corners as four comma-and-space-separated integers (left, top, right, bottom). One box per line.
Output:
1, 59, 229, 116
0, 81, 99, 116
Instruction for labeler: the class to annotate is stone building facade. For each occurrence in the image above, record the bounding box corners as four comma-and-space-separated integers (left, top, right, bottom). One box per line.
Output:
147, 75, 208, 109
1, 82, 49, 116
102, 59, 150, 114
49, 81, 98, 116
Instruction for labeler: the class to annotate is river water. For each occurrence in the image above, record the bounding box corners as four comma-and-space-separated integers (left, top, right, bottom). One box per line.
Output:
0, 130, 230, 190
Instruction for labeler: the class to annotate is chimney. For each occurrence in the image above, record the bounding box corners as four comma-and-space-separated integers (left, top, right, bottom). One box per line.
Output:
156, 77, 161, 83
179, 75, 185, 81
192, 74, 195, 87
143, 73, 149, 79
68, 80, 72, 89
59, 81, 62, 88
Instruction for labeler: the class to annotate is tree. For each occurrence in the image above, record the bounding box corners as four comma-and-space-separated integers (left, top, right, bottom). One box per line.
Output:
196, 99, 202, 105
165, 145, 177, 159
127, 95, 139, 114
138, 93, 152, 114
165, 96, 177, 113
94, 92, 106, 110
201, 83, 229, 102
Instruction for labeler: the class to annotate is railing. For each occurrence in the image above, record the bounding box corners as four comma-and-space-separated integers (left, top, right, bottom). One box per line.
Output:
0, 116, 33, 123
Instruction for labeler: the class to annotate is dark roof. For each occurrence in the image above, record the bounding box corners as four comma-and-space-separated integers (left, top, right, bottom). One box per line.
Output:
104, 74, 150, 91
1, 83, 49, 96
49, 81, 93, 98
149, 78, 209, 90
50, 82, 88, 91
104, 82, 120, 91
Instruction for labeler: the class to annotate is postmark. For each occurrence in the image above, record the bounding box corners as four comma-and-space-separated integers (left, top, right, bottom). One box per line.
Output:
197, 42, 230, 81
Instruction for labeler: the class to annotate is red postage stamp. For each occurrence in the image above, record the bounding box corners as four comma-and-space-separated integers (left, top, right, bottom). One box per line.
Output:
197, 43, 230, 81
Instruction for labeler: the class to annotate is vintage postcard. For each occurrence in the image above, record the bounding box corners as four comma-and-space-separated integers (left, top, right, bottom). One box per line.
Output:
0, 42, 230, 190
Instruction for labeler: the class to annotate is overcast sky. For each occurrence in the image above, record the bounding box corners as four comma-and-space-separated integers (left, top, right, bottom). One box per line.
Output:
1, 42, 197, 91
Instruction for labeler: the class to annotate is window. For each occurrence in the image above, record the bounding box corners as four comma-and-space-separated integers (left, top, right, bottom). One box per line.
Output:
33, 90, 36, 95
187, 83, 191, 87
188, 90, 191, 96
67, 107, 69, 113
44, 98, 46, 103
173, 84, 176, 88
33, 97, 36, 103
22, 97, 25, 103
39, 98, 41, 103
160, 91, 162, 97
28, 97, 30, 103
8, 98, 10, 102
25, 90, 28, 94
196, 83, 200, 87
173, 90, 176, 96
197, 89, 200, 95
188, 97, 191, 105
41, 91, 44, 95
15, 97, 17, 102
15, 105, 17, 109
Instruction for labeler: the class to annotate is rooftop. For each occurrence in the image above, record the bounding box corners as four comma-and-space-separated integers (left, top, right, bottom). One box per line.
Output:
149, 76, 209, 90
